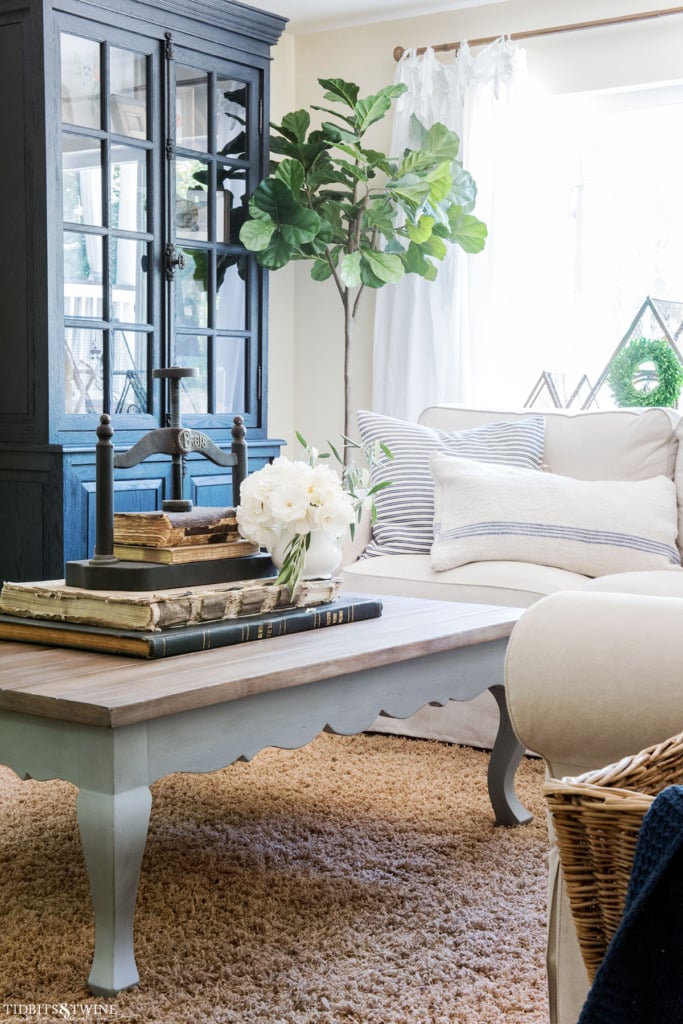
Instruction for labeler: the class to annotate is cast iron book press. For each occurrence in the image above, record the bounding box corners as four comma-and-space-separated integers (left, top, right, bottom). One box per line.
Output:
65, 367, 274, 591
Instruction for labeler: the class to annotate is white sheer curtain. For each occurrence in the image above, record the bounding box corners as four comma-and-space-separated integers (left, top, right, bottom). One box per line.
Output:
372, 40, 526, 420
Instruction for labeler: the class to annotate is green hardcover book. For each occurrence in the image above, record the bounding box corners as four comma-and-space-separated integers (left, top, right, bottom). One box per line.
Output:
0, 595, 383, 659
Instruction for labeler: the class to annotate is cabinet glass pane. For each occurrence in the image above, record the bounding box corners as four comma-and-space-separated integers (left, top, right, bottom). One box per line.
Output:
113, 330, 148, 414
110, 48, 147, 139
216, 256, 247, 330
216, 336, 246, 413
61, 34, 101, 130
111, 239, 149, 324
175, 336, 207, 413
176, 65, 207, 152
176, 158, 208, 240
176, 249, 209, 328
62, 136, 102, 225
111, 146, 147, 231
217, 167, 246, 244
65, 327, 103, 413
216, 77, 248, 159
64, 232, 103, 317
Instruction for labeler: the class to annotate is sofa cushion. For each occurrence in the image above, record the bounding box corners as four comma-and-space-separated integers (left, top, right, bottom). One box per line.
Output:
342, 553, 591, 607
420, 405, 679, 481
581, 570, 683, 597
356, 409, 545, 556
430, 452, 681, 576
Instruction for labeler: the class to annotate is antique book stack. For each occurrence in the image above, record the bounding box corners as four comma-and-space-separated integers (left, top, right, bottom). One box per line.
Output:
0, 507, 383, 659
111, 506, 259, 564
0, 577, 382, 658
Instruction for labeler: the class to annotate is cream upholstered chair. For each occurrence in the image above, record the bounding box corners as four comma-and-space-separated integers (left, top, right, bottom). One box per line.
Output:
504, 570, 683, 1024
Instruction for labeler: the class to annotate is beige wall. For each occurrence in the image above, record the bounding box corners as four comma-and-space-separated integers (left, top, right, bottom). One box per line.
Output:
266, 0, 683, 451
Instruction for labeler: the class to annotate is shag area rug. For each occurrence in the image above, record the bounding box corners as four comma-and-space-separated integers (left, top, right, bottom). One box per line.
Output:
0, 733, 549, 1024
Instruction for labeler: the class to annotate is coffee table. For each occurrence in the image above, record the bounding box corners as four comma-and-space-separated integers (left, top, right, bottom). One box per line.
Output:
0, 594, 529, 995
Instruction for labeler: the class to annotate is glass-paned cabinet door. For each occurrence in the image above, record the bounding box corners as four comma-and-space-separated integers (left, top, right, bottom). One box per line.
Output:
172, 58, 257, 422
61, 32, 157, 419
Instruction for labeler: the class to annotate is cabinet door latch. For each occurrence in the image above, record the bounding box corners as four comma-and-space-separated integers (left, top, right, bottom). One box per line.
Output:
165, 243, 185, 280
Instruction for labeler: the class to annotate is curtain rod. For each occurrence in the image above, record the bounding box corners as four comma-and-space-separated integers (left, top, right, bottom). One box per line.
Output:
393, 5, 683, 61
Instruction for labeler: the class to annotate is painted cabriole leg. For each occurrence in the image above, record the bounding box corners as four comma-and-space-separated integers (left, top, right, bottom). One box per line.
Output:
77, 783, 152, 995
487, 684, 532, 826
76, 725, 153, 995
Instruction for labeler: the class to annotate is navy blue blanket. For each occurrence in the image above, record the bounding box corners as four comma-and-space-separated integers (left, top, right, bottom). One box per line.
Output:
578, 784, 683, 1024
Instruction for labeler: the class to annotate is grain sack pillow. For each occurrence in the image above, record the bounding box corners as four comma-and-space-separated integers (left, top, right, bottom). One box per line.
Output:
430, 451, 681, 576
357, 410, 545, 556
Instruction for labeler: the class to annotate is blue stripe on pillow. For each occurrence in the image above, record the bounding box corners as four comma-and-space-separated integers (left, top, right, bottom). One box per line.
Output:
434, 520, 681, 565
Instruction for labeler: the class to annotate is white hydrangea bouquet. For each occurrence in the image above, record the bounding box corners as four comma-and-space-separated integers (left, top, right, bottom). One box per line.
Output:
236, 434, 392, 594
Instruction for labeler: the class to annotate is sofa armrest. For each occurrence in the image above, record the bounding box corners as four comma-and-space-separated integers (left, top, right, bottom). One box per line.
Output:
505, 590, 683, 779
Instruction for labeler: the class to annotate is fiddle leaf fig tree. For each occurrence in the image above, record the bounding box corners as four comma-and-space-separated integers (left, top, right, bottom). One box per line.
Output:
240, 77, 487, 443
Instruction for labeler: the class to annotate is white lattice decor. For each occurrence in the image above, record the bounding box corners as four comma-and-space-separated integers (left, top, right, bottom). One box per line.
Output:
524, 297, 683, 411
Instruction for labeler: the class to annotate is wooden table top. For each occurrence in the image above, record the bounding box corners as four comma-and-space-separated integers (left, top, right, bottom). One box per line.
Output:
0, 595, 523, 728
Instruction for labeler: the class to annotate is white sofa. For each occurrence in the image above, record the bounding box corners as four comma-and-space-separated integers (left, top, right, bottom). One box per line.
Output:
342, 403, 683, 1024
505, 573, 683, 1024
342, 403, 683, 748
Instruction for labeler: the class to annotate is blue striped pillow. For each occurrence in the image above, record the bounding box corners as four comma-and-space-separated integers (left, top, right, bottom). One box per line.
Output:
430, 452, 680, 575
357, 410, 546, 556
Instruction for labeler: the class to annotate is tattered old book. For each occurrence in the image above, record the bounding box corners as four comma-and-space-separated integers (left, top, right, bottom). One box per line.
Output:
0, 577, 342, 632
113, 506, 239, 548
111, 539, 259, 564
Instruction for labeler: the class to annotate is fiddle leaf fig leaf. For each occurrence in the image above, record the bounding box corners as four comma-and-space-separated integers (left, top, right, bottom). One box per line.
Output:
275, 158, 305, 194
270, 134, 328, 171
403, 242, 439, 280
406, 215, 435, 244
321, 121, 361, 146
312, 105, 357, 128
388, 177, 433, 213
318, 78, 360, 108
420, 233, 447, 261
364, 201, 395, 236
422, 120, 461, 161
362, 249, 404, 285
448, 209, 488, 253
333, 158, 371, 184
244, 179, 321, 267
361, 149, 392, 174
239, 217, 275, 251
404, 115, 460, 162
279, 109, 311, 143
255, 234, 298, 269
310, 258, 334, 281
340, 250, 362, 287
305, 153, 340, 191
355, 84, 407, 134
425, 162, 456, 204
448, 165, 478, 211
359, 255, 385, 288
252, 179, 320, 237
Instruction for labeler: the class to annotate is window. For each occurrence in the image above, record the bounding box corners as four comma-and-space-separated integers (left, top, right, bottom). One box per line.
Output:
473, 80, 683, 408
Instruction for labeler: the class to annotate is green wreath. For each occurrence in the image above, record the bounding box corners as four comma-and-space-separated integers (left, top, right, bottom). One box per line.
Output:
608, 337, 683, 408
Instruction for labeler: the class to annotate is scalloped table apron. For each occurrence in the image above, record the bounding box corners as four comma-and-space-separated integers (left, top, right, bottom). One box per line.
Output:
0, 594, 529, 995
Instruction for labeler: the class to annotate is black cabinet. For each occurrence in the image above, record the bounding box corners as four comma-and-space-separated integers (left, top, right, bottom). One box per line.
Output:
0, 0, 286, 582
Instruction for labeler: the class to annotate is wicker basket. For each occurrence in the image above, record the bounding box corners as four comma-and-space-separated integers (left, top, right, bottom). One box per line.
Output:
543, 730, 683, 981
